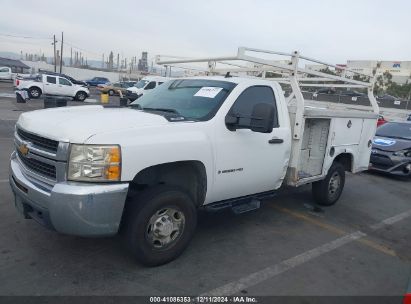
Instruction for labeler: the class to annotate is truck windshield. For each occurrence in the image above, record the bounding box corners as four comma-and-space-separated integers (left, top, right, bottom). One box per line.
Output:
130, 79, 236, 121
134, 80, 149, 89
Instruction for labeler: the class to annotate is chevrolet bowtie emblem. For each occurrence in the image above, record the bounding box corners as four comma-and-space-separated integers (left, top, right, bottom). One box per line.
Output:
19, 144, 29, 156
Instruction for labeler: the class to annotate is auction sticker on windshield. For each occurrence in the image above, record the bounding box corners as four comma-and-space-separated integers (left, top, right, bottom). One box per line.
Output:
194, 87, 223, 98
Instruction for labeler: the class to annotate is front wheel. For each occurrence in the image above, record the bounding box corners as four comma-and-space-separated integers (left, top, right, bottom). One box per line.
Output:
28, 87, 41, 99
123, 185, 197, 266
312, 162, 345, 206
108, 89, 115, 96
75, 91, 87, 102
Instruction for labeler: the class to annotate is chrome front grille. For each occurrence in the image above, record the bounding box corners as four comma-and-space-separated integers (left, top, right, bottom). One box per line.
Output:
17, 128, 59, 153
17, 150, 57, 179
14, 127, 69, 186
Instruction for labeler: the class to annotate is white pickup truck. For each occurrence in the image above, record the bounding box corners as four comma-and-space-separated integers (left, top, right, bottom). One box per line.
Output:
126, 76, 171, 101
15, 73, 90, 101
9, 48, 379, 266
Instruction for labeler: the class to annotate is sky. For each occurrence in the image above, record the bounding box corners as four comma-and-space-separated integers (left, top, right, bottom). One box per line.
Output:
1, 0, 410, 65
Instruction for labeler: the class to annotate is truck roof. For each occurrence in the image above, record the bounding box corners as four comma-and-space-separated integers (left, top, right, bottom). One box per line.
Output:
179, 75, 277, 85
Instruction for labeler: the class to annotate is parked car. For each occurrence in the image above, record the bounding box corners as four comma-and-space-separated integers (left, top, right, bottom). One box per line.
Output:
378, 94, 398, 101
408, 114, 411, 121
126, 76, 170, 101
38, 71, 88, 87
99, 82, 133, 96
0, 67, 13, 80
85, 77, 110, 86
377, 115, 387, 127
314, 87, 336, 95
341, 90, 366, 97
369, 122, 411, 176
122, 81, 137, 87
15, 73, 89, 101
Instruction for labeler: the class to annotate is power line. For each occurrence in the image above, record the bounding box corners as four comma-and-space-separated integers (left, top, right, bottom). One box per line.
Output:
0, 32, 51, 40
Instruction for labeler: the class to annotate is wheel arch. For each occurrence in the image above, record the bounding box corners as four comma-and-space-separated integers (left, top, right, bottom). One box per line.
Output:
333, 152, 354, 172
127, 160, 207, 208
75, 90, 88, 100
29, 86, 42, 94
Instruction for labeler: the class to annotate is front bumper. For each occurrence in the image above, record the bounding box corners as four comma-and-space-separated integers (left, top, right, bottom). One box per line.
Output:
125, 91, 140, 100
369, 151, 411, 176
9, 152, 129, 236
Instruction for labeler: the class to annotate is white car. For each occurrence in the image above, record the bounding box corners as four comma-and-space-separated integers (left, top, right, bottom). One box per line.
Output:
0, 67, 12, 80
15, 73, 90, 101
126, 76, 171, 101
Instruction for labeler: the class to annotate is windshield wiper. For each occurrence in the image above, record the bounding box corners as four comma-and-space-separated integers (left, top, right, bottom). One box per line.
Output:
142, 107, 181, 115
129, 103, 142, 109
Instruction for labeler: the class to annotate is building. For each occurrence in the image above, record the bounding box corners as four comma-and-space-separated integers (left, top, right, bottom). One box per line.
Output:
0, 57, 30, 73
346, 60, 411, 84
138, 52, 148, 72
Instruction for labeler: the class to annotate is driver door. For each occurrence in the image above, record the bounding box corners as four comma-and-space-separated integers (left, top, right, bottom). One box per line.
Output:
58, 77, 74, 96
212, 85, 290, 202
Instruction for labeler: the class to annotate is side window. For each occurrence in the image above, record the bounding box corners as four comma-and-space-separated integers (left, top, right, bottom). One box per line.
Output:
46, 76, 57, 84
59, 78, 72, 86
0, 68, 9, 72
145, 81, 156, 90
229, 86, 279, 128
158, 82, 164, 85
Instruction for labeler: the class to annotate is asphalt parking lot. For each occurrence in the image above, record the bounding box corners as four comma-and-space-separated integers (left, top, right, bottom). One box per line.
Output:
0, 81, 410, 299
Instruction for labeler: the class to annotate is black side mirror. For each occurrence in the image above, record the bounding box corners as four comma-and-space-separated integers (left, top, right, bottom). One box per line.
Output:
250, 103, 274, 133
225, 114, 238, 131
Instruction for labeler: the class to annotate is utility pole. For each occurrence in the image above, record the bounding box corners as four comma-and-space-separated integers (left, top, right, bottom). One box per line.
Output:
59, 32, 64, 73
52, 35, 57, 72
70, 48, 73, 67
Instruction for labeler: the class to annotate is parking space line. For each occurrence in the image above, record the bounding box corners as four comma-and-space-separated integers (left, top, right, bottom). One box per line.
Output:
274, 206, 398, 257
203, 208, 411, 296
370, 209, 411, 230
358, 238, 397, 257
272, 206, 347, 236
203, 231, 366, 296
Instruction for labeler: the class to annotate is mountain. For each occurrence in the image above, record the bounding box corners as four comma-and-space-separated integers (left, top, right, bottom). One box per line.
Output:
0, 51, 22, 60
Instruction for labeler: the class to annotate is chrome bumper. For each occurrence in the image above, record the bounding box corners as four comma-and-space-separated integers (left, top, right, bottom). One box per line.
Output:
9, 151, 129, 236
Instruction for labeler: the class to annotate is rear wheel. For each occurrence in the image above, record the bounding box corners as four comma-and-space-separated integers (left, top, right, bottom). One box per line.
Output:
123, 185, 197, 266
312, 162, 345, 206
108, 89, 115, 96
28, 87, 41, 99
75, 91, 87, 101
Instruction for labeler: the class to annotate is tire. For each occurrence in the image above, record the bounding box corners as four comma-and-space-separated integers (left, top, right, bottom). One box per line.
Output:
28, 87, 41, 99
312, 162, 345, 206
75, 91, 87, 102
108, 89, 115, 96
123, 185, 197, 266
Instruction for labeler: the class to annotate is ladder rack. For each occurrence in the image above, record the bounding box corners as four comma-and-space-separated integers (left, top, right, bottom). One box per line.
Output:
156, 47, 379, 140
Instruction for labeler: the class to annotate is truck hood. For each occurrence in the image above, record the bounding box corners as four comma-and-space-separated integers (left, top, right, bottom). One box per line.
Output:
127, 87, 143, 94
17, 105, 168, 143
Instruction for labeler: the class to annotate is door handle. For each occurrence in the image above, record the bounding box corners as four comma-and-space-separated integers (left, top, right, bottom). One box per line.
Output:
268, 138, 284, 144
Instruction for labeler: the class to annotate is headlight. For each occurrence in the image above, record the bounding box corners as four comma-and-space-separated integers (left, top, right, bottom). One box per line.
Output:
393, 150, 411, 157
68, 144, 121, 182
